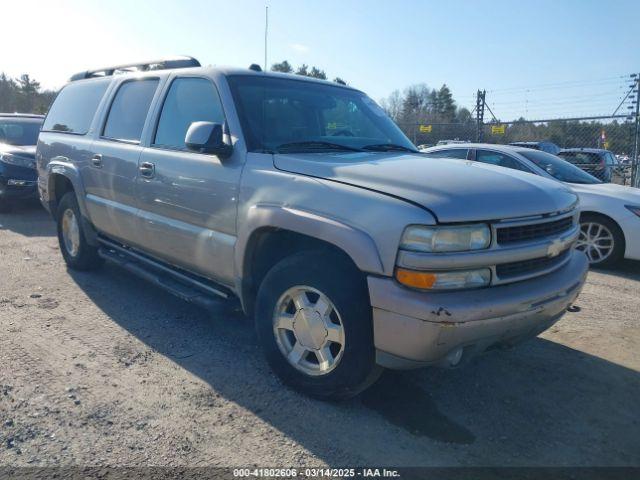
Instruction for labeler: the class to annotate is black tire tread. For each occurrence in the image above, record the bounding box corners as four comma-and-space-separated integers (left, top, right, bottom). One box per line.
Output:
56, 192, 103, 271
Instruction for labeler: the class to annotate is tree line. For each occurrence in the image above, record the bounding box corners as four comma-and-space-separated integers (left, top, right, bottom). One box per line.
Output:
0, 73, 56, 114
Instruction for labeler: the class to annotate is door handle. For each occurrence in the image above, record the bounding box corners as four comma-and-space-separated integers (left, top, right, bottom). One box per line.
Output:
91, 154, 102, 168
139, 161, 155, 178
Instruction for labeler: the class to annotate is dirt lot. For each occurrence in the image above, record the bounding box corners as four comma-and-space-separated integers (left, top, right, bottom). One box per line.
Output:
1, 202, 639, 468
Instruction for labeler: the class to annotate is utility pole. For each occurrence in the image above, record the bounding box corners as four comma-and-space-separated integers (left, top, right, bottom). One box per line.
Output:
264, 6, 269, 72
632, 73, 640, 187
476, 90, 486, 143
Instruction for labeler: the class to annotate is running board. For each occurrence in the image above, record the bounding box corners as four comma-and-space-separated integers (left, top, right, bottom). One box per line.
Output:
97, 238, 235, 313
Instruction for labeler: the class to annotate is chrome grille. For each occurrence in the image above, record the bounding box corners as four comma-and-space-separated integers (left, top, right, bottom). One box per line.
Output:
496, 249, 571, 280
497, 217, 574, 245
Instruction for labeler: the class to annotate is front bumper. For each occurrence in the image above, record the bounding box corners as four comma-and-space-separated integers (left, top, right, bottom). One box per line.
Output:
369, 249, 589, 369
0, 177, 38, 201
0, 163, 38, 202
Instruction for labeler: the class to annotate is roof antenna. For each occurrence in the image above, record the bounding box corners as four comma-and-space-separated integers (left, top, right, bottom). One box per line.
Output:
264, 6, 269, 72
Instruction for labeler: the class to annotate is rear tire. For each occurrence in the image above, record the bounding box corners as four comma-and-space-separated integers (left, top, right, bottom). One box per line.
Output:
56, 192, 103, 271
577, 213, 625, 268
255, 250, 382, 400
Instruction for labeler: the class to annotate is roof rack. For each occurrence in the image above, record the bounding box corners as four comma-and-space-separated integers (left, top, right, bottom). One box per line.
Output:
69, 56, 201, 82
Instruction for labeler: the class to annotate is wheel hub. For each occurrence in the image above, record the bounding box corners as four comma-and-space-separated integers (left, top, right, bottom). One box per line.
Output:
293, 308, 328, 350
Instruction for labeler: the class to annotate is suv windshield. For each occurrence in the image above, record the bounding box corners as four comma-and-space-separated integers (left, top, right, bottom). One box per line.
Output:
227, 75, 417, 154
0, 117, 43, 146
519, 150, 601, 184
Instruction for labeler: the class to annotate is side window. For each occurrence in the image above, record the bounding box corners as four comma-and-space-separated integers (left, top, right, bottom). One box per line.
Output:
604, 152, 617, 165
103, 79, 159, 143
154, 77, 225, 150
423, 149, 468, 159
476, 150, 529, 172
42, 80, 109, 134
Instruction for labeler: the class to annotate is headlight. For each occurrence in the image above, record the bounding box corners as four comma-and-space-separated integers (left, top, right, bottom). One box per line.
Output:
396, 268, 491, 290
400, 224, 491, 252
626, 205, 640, 218
0, 153, 34, 168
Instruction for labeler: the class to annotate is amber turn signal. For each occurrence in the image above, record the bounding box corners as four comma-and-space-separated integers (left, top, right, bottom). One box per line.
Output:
395, 268, 437, 289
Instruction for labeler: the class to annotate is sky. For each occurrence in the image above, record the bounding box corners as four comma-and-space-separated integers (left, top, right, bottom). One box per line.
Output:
3, 0, 639, 119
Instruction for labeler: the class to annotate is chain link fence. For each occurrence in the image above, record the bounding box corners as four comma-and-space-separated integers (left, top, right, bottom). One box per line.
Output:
396, 76, 640, 188
401, 115, 638, 186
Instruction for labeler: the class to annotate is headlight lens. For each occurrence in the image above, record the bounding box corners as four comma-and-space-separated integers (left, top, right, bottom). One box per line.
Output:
400, 224, 491, 252
626, 205, 640, 218
0, 153, 34, 168
396, 268, 491, 290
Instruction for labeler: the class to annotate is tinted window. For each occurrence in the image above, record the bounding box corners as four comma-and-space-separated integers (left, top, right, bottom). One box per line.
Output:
423, 148, 468, 159
42, 80, 109, 134
103, 79, 159, 143
475, 149, 530, 172
557, 151, 601, 166
519, 150, 601, 184
0, 118, 43, 146
604, 152, 617, 165
154, 78, 225, 149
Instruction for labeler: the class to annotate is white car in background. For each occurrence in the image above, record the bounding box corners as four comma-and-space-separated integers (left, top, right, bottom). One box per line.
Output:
421, 143, 640, 267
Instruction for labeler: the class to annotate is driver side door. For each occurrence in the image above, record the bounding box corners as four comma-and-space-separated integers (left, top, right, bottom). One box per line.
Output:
135, 76, 242, 286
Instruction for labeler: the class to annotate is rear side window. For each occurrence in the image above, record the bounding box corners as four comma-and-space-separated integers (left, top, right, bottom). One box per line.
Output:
423, 148, 468, 159
558, 152, 600, 165
103, 79, 159, 143
476, 149, 530, 172
154, 77, 225, 150
42, 80, 109, 134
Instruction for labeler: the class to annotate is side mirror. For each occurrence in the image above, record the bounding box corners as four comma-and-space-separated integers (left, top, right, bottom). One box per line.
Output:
185, 121, 232, 158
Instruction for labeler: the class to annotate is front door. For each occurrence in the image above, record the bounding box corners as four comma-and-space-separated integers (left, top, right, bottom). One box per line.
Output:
135, 76, 242, 286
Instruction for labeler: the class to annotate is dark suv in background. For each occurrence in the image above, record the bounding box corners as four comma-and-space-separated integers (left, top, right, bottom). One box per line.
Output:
0, 113, 44, 212
557, 148, 625, 184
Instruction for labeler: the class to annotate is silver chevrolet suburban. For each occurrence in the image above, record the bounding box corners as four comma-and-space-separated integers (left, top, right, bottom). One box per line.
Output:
37, 57, 588, 399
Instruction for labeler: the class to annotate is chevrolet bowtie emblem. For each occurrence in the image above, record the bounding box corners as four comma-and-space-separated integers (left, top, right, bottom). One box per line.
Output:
547, 239, 564, 258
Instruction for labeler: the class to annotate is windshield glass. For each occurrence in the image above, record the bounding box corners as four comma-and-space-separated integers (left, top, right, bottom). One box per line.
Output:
227, 75, 416, 153
0, 118, 42, 146
519, 150, 601, 184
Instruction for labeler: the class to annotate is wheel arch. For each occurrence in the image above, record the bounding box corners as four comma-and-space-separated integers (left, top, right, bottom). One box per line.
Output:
236, 205, 383, 316
46, 164, 98, 246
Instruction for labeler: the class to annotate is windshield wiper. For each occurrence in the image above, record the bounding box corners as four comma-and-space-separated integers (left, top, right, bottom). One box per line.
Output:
275, 141, 363, 153
362, 143, 418, 153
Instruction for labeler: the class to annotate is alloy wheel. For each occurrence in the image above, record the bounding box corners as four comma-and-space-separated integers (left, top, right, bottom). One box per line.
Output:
61, 208, 81, 258
576, 221, 614, 264
272, 286, 345, 376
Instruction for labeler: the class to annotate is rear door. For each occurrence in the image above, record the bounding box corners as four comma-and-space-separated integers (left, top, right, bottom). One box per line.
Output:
85, 78, 161, 246
135, 76, 242, 285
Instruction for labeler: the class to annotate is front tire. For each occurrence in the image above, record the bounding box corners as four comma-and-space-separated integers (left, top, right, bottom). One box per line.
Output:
255, 250, 381, 400
576, 213, 625, 268
56, 192, 103, 271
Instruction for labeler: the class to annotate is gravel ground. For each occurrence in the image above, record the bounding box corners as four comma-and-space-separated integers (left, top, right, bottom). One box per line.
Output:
1, 202, 639, 468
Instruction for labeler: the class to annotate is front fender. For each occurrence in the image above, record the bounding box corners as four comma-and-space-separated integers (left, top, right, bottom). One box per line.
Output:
235, 204, 385, 284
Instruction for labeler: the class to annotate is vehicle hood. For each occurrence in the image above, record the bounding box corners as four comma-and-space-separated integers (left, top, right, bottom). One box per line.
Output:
0, 144, 36, 160
568, 182, 640, 205
274, 152, 579, 223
